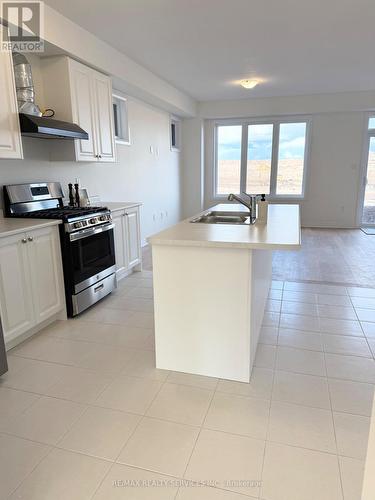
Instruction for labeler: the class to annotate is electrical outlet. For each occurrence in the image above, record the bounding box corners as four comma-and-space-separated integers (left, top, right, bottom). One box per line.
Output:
165, 211, 168, 218
160, 212, 164, 220
149, 145, 154, 154
153, 213, 156, 222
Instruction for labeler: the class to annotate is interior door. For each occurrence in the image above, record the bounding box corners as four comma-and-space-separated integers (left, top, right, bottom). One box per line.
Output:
0, 234, 34, 342
362, 136, 375, 226
27, 227, 64, 323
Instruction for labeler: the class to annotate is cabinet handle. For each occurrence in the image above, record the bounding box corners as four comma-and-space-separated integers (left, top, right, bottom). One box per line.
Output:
28, 236, 33, 242
125, 212, 128, 216
98, 155, 102, 159
21, 238, 27, 244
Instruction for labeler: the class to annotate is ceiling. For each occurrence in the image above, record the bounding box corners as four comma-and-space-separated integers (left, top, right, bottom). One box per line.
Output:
44, 0, 375, 101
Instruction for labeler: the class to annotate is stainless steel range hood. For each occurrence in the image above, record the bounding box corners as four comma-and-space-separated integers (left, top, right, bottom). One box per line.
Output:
19, 113, 89, 140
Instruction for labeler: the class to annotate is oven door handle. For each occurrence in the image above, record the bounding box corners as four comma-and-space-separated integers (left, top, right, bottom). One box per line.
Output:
69, 223, 115, 242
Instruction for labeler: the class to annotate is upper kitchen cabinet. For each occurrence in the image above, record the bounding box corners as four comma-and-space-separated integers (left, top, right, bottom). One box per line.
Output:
0, 30, 23, 160
41, 56, 116, 162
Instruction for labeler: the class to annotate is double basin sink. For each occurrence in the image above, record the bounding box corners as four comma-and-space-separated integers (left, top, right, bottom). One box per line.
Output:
190, 210, 255, 225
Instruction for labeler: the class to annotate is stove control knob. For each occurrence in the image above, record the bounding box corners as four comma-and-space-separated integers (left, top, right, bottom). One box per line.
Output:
74, 222, 82, 229
89, 218, 97, 224
99, 215, 107, 221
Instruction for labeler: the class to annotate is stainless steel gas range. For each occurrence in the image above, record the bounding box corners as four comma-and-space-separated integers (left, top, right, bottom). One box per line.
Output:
3, 182, 117, 317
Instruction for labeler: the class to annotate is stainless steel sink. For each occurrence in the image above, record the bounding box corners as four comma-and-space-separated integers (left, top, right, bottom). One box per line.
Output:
190, 211, 255, 225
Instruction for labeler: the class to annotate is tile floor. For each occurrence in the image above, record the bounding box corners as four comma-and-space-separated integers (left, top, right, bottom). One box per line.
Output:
0, 273, 374, 499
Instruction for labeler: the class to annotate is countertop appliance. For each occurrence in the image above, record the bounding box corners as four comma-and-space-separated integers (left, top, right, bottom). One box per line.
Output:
0, 315, 8, 377
3, 182, 117, 317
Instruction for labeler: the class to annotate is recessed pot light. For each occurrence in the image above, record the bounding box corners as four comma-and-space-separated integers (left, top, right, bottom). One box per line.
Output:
240, 79, 260, 89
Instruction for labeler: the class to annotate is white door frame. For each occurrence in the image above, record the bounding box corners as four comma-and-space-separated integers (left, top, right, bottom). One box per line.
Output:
357, 113, 375, 227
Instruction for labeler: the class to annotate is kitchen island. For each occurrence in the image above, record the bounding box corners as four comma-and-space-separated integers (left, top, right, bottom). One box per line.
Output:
148, 204, 301, 382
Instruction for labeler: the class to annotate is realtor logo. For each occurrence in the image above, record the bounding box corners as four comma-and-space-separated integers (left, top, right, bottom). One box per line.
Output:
1, 0, 44, 52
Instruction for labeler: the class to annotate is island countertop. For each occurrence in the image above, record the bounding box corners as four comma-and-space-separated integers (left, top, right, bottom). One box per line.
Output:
148, 203, 301, 250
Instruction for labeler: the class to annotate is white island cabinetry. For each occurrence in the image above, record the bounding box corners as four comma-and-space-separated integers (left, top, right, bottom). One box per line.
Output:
148, 204, 301, 382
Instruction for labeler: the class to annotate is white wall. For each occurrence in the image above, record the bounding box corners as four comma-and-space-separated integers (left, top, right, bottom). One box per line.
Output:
181, 118, 204, 218
0, 98, 182, 245
181, 91, 374, 227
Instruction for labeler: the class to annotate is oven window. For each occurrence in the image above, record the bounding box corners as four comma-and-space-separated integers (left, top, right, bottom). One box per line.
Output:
70, 229, 115, 286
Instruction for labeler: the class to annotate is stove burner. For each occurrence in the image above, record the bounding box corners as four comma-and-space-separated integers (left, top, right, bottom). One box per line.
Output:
12, 206, 108, 222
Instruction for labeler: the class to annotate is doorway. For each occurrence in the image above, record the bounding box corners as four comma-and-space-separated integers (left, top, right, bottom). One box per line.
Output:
361, 117, 375, 226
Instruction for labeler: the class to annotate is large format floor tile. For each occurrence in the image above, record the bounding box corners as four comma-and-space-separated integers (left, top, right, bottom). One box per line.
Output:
217, 367, 274, 400
0, 433, 50, 499
58, 406, 140, 461
0, 387, 40, 424
339, 456, 365, 500
204, 392, 270, 439
325, 353, 375, 383
268, 400, 336, 453
185, 429, 265, 497
277, 328, 323, 351
333, 412, 370, 460
261, 441, 343, 500
272, 370, 330, 409
328, 378, 375, 416
146, 383, 213, 426
9, 448, 111, 500
276, 346, 326, 376
117, 416, 199, 476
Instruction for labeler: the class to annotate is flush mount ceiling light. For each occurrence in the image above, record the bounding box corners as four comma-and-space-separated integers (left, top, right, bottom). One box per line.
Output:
240, 79, 260, 89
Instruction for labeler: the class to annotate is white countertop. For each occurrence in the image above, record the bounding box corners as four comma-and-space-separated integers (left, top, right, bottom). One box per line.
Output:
0, 218, 61, 238
148, 203, 301, 250
103, 202, 142, 212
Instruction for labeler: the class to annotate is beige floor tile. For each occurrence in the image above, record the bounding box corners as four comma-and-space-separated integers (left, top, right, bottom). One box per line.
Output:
122, 349, 169, 381
125, 287, 153, 299
0, 433, 50, 498
280, 313, 320, 332
322, 335, 372, 357
185, 429, 265, 497
282, 290, 317, 304
0, 387, 40, 423
10, 448, 110, 500
11, 335, 92, 366
254, 344, 277, 369
92, 463, 178, 499
118, 416, 199, 476
347, 286, 375, 299
266, 299, 282, 313
268, 289, 282, 300
329, 378, 375, 416
367, 338, 375, 357
167, 371, 218, 390
356, 308, 375, 322
147, 383, 213, 426
276, 346, 326, 376
281, 301, 318, 316
77, 343, 136, 374
317, 293, 352, 306
333, 412, 370, 460
59, 406, 140, 460
204, 392, 270, 439
105, 296, 154, 313
318, 304, 357, 320
269, 400, 336, 453
351, 296, 375, 309
259, 326, 278, 345
2, 358, 70, 394
325, 353, 375, 383
95, 375, 162, 414
339, 456, 365, 500
277, 328, 323, 351
262, 312, 280, 327
177, 485, 249, 499
361, 321, 375, 338
44, 366, 113, 404
319, 317, 363, 337
0, 395, 85, 445
217, 367, 274, 400
272, 370, 330, 409
125, 310, 155, 329
261, 441, 342, 500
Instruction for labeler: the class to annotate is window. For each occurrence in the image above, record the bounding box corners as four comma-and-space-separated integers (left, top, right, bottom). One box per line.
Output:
369, 117, 375, 129
170, 116, 181, 151
112, 94, 130, 145
214, 118, 310, 197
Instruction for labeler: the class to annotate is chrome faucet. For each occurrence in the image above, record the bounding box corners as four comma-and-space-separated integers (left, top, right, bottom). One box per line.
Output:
228, 193, 257, 217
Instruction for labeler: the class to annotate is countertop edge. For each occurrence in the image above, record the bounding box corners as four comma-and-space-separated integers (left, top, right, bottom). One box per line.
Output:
103, 202, 143, 212
0, 219, 62, 238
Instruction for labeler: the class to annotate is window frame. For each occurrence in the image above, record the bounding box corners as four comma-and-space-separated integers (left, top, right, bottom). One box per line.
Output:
356, 112, 375, 226
112, 93, 131, 145
212, 115, 312, 201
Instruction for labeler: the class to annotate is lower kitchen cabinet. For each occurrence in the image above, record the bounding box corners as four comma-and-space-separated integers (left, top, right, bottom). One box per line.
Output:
112, 206, 142, 280
0, 226, 65, 346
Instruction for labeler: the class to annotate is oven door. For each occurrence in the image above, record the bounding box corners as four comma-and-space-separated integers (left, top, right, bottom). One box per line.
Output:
68, 223, 116, 292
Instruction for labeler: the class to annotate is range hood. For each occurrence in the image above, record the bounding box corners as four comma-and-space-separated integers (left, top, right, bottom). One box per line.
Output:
19, 113, 89, 140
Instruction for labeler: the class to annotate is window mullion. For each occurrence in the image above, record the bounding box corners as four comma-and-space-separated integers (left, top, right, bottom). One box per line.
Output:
240, 124, 248, 194
270, 123, 280, 196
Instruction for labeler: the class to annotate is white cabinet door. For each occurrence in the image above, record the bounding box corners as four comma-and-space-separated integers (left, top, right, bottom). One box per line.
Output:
112, 211, 127, 277
0, 234, 34, 341
69, 60, 98, 161
125, 207, 141, 268
27, 227, 64, 324
93, 72, 116, 162
0, 32, 23, 159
